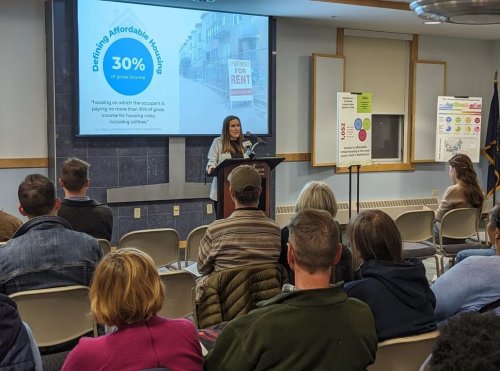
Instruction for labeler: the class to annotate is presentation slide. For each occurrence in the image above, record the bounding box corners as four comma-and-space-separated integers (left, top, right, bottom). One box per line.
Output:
77, 0, 270, 136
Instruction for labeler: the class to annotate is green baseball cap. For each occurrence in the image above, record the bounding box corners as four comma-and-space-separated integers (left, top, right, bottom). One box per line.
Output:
228, 165, 261, 192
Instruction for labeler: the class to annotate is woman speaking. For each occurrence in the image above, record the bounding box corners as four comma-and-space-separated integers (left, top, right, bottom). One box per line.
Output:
206, 115, 249, 205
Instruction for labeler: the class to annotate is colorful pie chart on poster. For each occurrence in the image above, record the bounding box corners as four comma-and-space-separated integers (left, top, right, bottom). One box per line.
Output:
358, 129, 367, 141
354, 118, 362, 130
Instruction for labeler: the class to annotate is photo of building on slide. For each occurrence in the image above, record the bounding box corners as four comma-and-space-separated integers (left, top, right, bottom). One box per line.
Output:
178, 13, 269, 134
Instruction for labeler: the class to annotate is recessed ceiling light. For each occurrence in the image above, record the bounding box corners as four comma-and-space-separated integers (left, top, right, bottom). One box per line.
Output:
424, 21, 442, 25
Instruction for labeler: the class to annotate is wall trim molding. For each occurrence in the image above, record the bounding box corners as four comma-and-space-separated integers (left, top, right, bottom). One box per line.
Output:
276, 153, 311, 162
0, 158, 48, 169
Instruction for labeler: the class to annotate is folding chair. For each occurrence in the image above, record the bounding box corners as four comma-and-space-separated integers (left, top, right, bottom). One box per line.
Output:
438, 208, 481, 272
184, 225, 208, 267
10, 285, 95, 348
158, 270, 196, 319
395, 210, 440, 276
368, 330, 439, 371
118, 228, 180, 269
97, 238, 112, 255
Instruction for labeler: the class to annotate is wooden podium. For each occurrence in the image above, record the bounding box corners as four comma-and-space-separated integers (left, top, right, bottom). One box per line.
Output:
210, 157, 284, 219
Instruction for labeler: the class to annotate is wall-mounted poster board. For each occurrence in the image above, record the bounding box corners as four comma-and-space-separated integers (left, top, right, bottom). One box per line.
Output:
312, 53, 345, 166
412, 61, 447, 162
337, 92, 373, 167
435, 96, 482, 162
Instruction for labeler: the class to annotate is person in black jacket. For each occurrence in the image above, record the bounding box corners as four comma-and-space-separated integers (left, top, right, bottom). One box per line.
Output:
280, 181, 354, 284
0, 293, 42, 370
344, 209, 437, 341
57, 157, 113, 241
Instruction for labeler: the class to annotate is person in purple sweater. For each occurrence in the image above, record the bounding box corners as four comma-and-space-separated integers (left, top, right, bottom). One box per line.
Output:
62, 248, 203, 371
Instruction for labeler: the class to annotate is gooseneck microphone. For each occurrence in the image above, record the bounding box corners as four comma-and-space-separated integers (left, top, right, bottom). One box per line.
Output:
245, 131, 267, 145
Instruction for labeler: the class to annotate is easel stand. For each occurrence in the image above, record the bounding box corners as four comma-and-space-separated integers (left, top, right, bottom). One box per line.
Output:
348, 165, 361, 220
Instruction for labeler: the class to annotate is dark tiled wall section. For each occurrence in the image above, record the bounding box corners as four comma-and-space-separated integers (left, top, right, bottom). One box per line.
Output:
52, 0, 274, 245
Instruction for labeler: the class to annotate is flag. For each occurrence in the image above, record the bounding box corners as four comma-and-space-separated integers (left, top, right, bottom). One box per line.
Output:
482, 81, 500, 197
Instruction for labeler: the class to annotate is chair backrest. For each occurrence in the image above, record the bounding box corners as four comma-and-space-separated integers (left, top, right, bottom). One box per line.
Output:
185, 225, 208, 263
158, 270, 196, 319
395, 210, 435, 243
440, 208, 480, 242
97, 238, 112, 255
368, 330, 439, 371
118, 228, 179, 268
196, 263, 289, 328
9, 285, 94, 347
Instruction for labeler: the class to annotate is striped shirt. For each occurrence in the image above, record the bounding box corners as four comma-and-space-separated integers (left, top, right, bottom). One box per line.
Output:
197, 208, 281, 276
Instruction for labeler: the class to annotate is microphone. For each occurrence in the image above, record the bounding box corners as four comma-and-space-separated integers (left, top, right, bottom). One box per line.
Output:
245, 131, 267, 145
242, 140, 256, 159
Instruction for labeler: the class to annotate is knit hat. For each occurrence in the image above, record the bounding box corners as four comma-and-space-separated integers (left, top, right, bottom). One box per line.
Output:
228, 165, 261, 192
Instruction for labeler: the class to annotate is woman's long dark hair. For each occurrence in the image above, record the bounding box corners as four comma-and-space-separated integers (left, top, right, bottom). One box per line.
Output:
221, 115, 244, 154
448, 153, 484, 209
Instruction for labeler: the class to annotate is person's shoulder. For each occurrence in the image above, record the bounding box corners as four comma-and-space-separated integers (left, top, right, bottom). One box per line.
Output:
159, 316, 197, 331
445, 183, 463, 196
210, 136, 222, 146
462, 255, 500, 269
0, 210, 22, 224
64, 228, 100, 246
62, 336, 106, 369
344, 277, 371, 292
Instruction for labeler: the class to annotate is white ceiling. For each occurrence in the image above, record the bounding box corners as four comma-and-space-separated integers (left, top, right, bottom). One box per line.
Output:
128, 0, 500, 40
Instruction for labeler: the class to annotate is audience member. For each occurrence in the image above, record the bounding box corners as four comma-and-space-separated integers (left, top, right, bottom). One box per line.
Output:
58, 157, 113, 241
455, 204, 499, 263
204, 209, 377, 371
431, 210, 500, 323
0, 209, 23, 242
279, 181, 354, 283
61, 248, 203, 371
0, 293, 42, 371
197, 165, 280, 298
428, 312, 500, 371
0, 174, 103, 295
430, 153, 484, 244
345, 209, 437, 341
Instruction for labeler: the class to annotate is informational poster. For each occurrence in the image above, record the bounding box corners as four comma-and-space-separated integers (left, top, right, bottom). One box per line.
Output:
337, 92, 373, 167
435, 96, 482, 162
228, 59, 253, 104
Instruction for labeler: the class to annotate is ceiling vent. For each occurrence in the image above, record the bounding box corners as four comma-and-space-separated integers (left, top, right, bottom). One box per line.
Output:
410, 0, 500, 25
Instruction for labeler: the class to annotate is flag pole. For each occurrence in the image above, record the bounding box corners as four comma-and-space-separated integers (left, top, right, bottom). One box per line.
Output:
495, 70, 498, 205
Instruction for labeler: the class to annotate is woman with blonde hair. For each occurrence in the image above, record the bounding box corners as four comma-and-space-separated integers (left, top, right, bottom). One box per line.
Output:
345, 210, 436, 341
62, 248, 203, 371
280, 181, 354, 283
433, 153, 484, 243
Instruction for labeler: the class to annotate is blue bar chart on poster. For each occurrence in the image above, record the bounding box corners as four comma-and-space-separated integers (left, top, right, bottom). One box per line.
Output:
77, 0, 270, 136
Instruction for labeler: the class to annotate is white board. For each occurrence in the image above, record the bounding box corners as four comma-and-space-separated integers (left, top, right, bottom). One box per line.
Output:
412, 61, 446, 162
312, 54, 345, 166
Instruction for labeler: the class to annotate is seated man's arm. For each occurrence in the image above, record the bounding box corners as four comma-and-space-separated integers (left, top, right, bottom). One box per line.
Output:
431, 264, 465, 323
204, 324, 255, 371
197, 231, 214, 275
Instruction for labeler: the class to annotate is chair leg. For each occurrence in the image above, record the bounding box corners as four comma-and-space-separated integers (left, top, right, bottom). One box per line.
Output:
433, 255, 440, 277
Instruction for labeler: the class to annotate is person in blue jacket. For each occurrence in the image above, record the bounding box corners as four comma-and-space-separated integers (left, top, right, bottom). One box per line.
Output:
0, 293, 42, 370
344, 209, 437, 341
